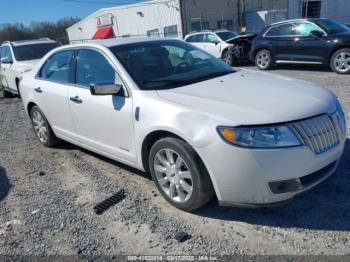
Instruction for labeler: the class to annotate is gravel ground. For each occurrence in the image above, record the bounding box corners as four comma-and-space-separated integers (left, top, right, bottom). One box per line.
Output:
0, 65, 349, 257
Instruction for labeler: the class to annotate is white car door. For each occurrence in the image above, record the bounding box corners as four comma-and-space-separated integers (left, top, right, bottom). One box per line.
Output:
202, 34, 222, 58
34, 50, 78, 141
68, 48, 136, 164
0, 46, 17, 92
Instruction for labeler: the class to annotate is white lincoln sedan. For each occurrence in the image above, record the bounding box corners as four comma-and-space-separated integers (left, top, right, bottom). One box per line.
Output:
20, 38, 346, 211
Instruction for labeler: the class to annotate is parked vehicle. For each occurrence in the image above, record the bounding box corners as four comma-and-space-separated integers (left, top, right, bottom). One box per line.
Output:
250, 18, 350, 74
20, 38, 346, 211
184, 30, 255, 66
0, 39, 59, 97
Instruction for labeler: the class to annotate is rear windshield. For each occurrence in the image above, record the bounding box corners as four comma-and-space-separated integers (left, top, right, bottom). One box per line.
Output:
313, 19, 349, 34
13, 43, 59, 61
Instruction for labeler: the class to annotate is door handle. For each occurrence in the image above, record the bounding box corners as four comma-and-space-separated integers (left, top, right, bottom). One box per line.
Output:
34, 87, 42, 93
70, 96, 83, 104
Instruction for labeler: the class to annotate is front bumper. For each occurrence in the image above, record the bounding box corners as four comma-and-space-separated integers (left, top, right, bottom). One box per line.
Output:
196, 138, 345, 206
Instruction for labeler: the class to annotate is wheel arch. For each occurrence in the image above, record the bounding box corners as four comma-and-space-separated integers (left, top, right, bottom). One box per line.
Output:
27, 101, 37, 115
252, 46, 272, 59
140, 129, 219, 199
328, 45, 350, 63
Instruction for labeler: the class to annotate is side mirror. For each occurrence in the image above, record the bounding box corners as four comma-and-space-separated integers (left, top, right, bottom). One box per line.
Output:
212, 40, 220, 45
1, 57, 13, 64
310, 30, 324, 38
90, 82, 122, 96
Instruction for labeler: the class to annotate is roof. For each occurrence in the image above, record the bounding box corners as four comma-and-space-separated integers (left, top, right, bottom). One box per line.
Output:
1, 39, 57, 47
67, 0, 176, 31
270, 18, 330, 26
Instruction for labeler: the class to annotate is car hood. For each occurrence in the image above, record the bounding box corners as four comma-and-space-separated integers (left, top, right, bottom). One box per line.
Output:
156, 69, 337, 125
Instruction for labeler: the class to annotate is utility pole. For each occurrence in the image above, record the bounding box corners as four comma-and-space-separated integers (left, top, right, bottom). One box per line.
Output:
305, 0, 309, 18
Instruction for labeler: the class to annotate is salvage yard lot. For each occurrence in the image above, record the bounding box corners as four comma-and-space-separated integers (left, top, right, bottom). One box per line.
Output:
0, 65, 349, 256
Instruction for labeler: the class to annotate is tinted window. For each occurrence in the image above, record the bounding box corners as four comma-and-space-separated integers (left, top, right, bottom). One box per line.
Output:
0, 46, 12, 61
265, 24, 294, 36
40, 50, 73, 83
292, 22, 323, 36
186, 34, 204, 43
76, 49, 119, 88
313, 19, 349, 34
13, 43, 59, 61
203, 34, 219, 43
110, 40, 234, 90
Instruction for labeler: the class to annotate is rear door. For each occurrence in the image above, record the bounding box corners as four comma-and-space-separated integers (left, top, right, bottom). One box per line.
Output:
68, 48, 136, 164
34, 50, 78, 141
263, 23, 296, 61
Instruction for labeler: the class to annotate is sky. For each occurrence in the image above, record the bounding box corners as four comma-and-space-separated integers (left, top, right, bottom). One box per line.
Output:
0, 0, 147, 25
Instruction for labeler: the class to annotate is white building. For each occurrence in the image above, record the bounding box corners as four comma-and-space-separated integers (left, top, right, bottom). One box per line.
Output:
67, 0, 350, 43
67, 0, 254, 43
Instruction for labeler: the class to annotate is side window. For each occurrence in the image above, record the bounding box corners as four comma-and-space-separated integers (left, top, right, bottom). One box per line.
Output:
185, 35, 194, 42
0, 46, 13, 61
39, 50, 73, 83
75, 49, 120, 88
292, 22, 323, 36
194, 34, 205, 42
265, 24, 294, 37
205, 34, 219, 43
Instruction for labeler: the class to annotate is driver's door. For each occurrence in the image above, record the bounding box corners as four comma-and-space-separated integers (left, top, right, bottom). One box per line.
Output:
202, 34, 222, 58
68, 49, 136, 164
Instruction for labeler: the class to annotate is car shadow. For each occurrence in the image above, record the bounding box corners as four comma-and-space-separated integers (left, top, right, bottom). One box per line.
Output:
54, 142, 152, 181
0, 166, 11, 202
194, 138, 350, 231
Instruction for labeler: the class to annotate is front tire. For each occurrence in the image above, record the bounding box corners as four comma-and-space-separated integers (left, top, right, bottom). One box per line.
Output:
149, 137, 214, 211
330, 48, 350, 74
30, 105, 60, 147
222, 50, 233, 66
255, 49, 273, 70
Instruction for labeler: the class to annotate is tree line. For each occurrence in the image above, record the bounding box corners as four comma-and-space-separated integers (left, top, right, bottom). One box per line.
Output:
0, 17, 80, 44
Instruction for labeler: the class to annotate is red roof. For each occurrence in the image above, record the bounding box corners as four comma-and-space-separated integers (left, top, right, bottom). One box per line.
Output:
92, 26, 115, 40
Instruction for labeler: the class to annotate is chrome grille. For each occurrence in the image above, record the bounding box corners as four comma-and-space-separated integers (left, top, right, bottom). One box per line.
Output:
288, 114, 342, 155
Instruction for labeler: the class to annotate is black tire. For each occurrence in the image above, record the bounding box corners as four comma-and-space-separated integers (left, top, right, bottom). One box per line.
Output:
222, 50, 233, 66
149, 137, 214, 211
30, 105, 60, 147
3, 89, 13, 98
330, 48, 350, 75
255, 49, 273, 70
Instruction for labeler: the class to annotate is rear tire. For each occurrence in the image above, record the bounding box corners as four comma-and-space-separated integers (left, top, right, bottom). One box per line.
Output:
149, 137, 214, 211
255, 49, 273, 70
30, 105, 60, 147
330, 48, 350, 74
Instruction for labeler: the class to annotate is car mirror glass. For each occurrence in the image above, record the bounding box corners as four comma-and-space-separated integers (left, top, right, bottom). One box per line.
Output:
1, 57, 13, 64
90, 82, 122, 96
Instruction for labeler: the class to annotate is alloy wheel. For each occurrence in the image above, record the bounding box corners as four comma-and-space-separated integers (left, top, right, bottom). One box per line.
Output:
32, 110, 48, 143
223, 52, 232, 66
257, 51, 270, 69
334, 52, 350, 73
154, 148, 193, 203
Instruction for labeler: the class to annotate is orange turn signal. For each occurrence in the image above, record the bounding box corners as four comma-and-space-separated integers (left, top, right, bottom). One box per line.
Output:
218, 128, 235, 144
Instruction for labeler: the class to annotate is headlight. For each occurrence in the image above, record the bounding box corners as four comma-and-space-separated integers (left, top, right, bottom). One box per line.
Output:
217, 125, 301, 148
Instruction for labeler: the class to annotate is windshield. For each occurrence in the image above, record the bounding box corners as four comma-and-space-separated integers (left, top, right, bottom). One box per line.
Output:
13, 43, 59, 61
313, 19, 349, 34
110, 40, 235, 90
216, 31, 238, 41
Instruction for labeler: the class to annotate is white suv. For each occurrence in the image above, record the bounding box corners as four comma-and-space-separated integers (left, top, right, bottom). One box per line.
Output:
0, 39, 59, 97
184, 30, 239, 65
20, 39, 346, 211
